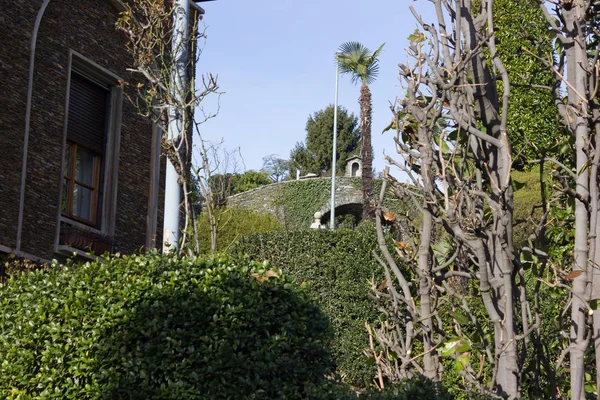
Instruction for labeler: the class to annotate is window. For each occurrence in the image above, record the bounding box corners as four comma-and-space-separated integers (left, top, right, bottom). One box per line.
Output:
62, 143, 101, 225
351, 162, 359, 177
56, 51, 123, 256
61, 72, 109, 227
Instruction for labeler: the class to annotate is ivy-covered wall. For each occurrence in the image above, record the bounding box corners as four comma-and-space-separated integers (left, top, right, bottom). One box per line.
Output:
229, 177, 363, 230
229, 177, 413, 230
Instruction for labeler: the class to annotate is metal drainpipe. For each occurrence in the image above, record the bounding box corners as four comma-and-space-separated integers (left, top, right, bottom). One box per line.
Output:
162, 0, 190, 252
16, 0, 52, 253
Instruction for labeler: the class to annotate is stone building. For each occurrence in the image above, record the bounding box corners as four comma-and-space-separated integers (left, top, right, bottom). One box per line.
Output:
0, 0, 206, 262
345, 155, 362, 177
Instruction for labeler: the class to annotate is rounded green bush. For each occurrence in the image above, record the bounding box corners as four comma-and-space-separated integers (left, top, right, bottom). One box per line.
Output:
0, 253, 334, 399
193, 207, 283, 254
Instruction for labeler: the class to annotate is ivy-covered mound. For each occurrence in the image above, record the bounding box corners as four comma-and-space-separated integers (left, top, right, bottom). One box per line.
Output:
0, 253, 334, 399
229, 223, 390, 388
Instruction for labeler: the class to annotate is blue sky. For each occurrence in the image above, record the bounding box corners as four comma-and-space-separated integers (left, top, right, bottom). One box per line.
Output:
196, 0, 436, 175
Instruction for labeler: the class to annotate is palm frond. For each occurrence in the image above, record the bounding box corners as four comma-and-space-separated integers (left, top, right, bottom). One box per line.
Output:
336, 42, 385, 85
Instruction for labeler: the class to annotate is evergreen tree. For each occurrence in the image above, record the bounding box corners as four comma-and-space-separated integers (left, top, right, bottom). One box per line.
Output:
288, 105, 360, 176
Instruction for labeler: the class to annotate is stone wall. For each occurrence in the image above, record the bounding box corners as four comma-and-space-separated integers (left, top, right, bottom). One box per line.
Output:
228, 177, 364, 228
0, 0, 161, 259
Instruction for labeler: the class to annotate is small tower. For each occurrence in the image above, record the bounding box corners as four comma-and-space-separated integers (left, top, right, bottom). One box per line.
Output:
345, 155, 362, 177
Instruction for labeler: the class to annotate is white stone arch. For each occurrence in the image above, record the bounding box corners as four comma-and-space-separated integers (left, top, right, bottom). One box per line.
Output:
318, 194, 363, 226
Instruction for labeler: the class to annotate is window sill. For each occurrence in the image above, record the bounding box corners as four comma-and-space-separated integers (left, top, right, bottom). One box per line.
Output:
58, 218, 113, 256
59, 216, 101, 234
55, 245, 100, 260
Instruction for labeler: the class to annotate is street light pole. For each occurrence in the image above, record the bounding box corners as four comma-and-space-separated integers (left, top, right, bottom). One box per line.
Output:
163, 0, 190, 252
330, 60, 339, 230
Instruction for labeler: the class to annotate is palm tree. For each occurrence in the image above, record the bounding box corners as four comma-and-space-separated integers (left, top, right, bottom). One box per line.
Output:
337, 41, 384, 220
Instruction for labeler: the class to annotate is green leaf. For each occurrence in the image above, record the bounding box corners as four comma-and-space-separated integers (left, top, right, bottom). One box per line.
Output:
513, 180, 526, 190
441, 337, 471, 357
446, 129, 459, 141
407, 29, 426, 43
559, 142, 571, 155
590, 299, 600, 310
382, 120, 395, 134
585, 384, 596, 394
454, 353, 470, 373
453, 311, 470, 326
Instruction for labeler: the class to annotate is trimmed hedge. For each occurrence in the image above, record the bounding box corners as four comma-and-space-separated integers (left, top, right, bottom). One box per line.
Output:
0, 253, 334, 399
360, 376, 454, 400
194, 207, 283, 254
229, 223, 388, 387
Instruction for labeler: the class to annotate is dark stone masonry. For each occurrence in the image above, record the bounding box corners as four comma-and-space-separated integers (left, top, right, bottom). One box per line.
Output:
0, 0, 165, 261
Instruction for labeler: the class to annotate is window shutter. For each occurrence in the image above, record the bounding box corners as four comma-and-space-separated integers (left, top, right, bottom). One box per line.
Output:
67, 72, 109, 155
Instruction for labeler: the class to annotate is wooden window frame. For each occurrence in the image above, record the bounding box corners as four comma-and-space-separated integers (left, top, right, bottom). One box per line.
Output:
55, 51, 124, 258
62, 142, 102, 227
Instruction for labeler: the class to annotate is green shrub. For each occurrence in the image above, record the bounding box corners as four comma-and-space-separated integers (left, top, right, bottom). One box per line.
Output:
272, 179, 334, 229
0, 253, 333, 399
0, 253, 49, 280
360, 376, 454, 400
512, 165, 548, 248
194, 207, 283, 254
229, 223, 389, 387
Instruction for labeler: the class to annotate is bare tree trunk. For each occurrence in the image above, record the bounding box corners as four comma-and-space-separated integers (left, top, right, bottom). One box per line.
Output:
592, 185, 600, 399
563, 5, 591, 398
463, 1, 520, 394
535, 0, 600, 396
592, 117, 600, 400
416, 115, 439, 379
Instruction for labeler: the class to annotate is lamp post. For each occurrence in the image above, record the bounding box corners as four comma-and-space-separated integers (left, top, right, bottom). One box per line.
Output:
329, 59, 339, 230
163, 0, 190, 252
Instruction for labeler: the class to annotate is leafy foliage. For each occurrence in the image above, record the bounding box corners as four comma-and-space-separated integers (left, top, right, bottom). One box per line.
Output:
229, 224, 390, 387
207, 170, 272, 201
490, 0, 562, 163
336, 42, 385, 85
194, 207, 283, 254
266, 177, 413, 231
512, 165, 547, 247
0, 254, 49, 281
0, 253, 334, 399
262, 154, 290, 182
289, 105, 361, 176
360, 376, 454, 400
272, 178, 335, 230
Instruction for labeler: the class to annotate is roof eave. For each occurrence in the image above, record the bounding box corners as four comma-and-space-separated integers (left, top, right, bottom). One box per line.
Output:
109, 0, 209, 14
190, 2, 205, 14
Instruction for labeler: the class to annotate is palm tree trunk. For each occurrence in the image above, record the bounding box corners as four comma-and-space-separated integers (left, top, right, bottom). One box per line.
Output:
360, 82, 374, 220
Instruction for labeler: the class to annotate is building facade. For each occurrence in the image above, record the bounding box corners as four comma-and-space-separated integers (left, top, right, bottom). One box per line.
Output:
0, 0, 193, 261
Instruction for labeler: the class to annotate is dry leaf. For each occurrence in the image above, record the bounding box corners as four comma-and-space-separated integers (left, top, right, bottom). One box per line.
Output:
394, 240, 408, 249
250, 273, 265, 282
265, 270, 279, 279
383, 211, 396, 222
564, 270, 584, 280
378, 280, 390, 290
